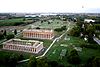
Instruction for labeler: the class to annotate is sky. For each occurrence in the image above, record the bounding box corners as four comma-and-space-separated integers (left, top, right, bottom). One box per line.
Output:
0, 0, 100, 13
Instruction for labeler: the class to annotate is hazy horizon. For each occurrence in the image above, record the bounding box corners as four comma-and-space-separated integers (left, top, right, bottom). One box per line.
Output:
0, 0, 100, 13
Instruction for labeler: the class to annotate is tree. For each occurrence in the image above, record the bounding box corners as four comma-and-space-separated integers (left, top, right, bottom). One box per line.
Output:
3, 30, 6, 36
23, 18, 26, 21
94, 24, 100, 30
61, 26, 66, 30
0, 53, 24, 67
85, 25, 95, 43
67, 49, 81, 65
0, 54, 10, 66
48, 21, 51, 24
54, 28, 63, 32
57, 22, 59, 24
76, 18, 83, 27
36, 58, 48, 67
41, 20, 43, 23
18, 54, 24, 61
8, 54, 18, 67
14, 29, 17, 35
1, 30, 3, 32
86, 24, 95, 36
6, 34, 14, 40
54, 25, 67, 32
48, 61, 59, 67
85, 56, 100, 67
27, 56, 37, 67
36, 27, 40, 29
69, 26, 81, 37
92, 57, 100, 67
0, 33, 4, 40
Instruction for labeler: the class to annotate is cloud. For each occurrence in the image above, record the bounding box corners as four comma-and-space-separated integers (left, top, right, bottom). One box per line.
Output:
0, 0, 100, 13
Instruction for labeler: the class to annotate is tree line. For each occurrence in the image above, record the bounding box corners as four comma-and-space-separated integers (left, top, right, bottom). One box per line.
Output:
0, 29, 17, 40
0, 53, 24, 67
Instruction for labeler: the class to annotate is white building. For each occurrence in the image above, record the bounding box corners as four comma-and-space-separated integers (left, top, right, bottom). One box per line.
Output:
84, 19, 95, 23
3, 39, 43, 54
25, 14, 41, 17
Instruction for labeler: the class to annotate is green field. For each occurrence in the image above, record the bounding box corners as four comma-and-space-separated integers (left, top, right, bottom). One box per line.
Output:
0, 18, 33, 26
46, 23, 100, 67
1, 18, 99, 67
0, 18, 24, 23
45, 34, 100, 66
32, 19, 68, 29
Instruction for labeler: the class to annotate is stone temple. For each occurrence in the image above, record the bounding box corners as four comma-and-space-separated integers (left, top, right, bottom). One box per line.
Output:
22, 29, 54, 39
3, 39, 43, 53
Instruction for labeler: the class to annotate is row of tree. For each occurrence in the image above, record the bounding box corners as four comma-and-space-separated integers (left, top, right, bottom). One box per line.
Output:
27, 49, 80, 67
0, 53, 24, 67
67, 49, 81, 65
54, 26, 67, 32
0, 29, 17, 40
27, 56, 64, 67
67, 49, 100, 67
68, 20, 97, 43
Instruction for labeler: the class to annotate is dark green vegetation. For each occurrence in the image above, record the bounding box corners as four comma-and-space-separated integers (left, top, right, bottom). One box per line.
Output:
94, 24, 100, 39
0, 18, 33, 26
0, 14, 100, 67
14, 29, 17, 35
6, 34, 15, 40
0, 50, 30, 67
27, 56, 64, 67
54, 26, 67, 32
0, 30, 15, 40
24, 33, 100, 67
44, 15, 100, 67
67, 49, 81, 65
68, 18, 100, 43
45, 34, 100, 67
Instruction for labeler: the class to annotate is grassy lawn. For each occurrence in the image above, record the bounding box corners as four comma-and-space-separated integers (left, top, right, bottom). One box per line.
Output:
79, 48, 100, 63
45, 22, 75, 62
62, 36, 85, 47
39, 39, 53, 48
0, 18, 33, 23
32, 19, 68, 29
0, 18, 33, 26
45, 41, 69, 65
0, 18, 24, 23
45, 34, 100, 66
45, 33, 68, 66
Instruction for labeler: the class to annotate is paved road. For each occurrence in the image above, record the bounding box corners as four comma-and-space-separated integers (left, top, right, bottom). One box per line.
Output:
93, 37, 100, 45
